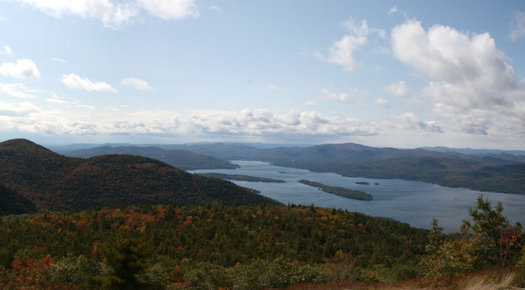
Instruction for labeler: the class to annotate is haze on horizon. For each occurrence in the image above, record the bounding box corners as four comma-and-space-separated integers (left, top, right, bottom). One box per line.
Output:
0, 0, 524, 150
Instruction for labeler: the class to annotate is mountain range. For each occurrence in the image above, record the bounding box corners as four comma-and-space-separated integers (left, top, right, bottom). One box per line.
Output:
0, 139, 276, 212
62, 142, 525, 195
61, 145, 238, 170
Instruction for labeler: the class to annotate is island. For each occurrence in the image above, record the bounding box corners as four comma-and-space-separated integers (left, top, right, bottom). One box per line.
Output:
197, 173, 286, 183
298, 179, 373, 201
355, 181, 370, 185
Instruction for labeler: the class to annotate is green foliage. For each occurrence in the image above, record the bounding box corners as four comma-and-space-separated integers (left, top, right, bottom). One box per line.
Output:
49, 254, 101, 285
88, 230, 153, 289
422, 195, 523, 278
465, 195, 523, 268
0, 139, 277, 211
0, 183, 38, 216
0, 204, 428, 288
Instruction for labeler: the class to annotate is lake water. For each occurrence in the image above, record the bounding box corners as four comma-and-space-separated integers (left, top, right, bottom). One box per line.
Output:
191, 160, 525, 232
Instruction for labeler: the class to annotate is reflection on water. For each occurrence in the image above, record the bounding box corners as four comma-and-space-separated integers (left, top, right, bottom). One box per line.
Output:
191, 160, 525, 233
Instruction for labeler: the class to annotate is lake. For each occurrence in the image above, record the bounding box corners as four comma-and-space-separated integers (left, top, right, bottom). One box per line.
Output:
191, 160, 525, 232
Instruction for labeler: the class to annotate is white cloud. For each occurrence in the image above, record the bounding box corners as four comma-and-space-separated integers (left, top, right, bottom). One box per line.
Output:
388, 5, 409, 20
62, 73, 116, 92
387, 112, 442, 133
0, 45, 13, 56
0, 101, 38, 117
0, 83, 38, 98
374, 97, 390, 107
320, 88, 351, 103
267, 84, 284, 92
388, 6, 398, 15
384, 81, 408, 98
17, 0, 138, 28
137, 0, 198, 20
304, 100, 315, 107
299, 46, 311, 57
316, 19, 384, 71
209, 5, 221, 13
52, 57, 68, 64
46, 98, 69, 105
46, 93, 69, 105
122, 77, 152, 90
0, 106, 379, 140
391, 20, 525, 136
0, 59, 40, 80
510, 11, 525, 41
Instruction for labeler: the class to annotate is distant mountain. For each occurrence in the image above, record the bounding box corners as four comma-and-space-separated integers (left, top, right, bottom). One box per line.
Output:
174, 143, 525, 194
421, 146, 525, 156
0, 183, 38, 215
63, 146, 238, 170
0, 139, 277, 211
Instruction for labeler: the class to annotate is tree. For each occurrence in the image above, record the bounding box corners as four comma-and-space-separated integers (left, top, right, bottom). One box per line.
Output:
88, 230, 153, 289
463, 195, 522, 268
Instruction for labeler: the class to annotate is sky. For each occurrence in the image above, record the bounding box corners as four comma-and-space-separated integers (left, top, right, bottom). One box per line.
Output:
0, 0, 524, 149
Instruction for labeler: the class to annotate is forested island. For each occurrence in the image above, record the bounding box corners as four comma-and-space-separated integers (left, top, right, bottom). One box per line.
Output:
196, 172, 286, 183
298, 179, 373, 201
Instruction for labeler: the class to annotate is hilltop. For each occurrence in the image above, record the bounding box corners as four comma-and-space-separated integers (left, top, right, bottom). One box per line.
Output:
0, 139, 277, 211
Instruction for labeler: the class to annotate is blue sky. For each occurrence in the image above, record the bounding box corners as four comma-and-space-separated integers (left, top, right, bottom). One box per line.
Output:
0, 0, 524, 149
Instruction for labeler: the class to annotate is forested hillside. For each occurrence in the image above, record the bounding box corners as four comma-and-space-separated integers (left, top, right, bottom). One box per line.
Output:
0, 183, 37, 216
0, 199, 523, 289
0, 139, 276, 211
0, 204, 428, 289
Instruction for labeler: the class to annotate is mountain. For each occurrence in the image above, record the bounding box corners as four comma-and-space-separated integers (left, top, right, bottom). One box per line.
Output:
0, 139, 277, 211
0, 183, 38, 215
174, 143, 525, 194
62, 145, 238, 170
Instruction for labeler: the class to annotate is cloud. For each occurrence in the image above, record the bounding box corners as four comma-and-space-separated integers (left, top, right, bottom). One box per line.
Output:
316, 18, 385, 71
0, 83, 38, 98
304, 100, 315, 107
374, 97, 390, 107
17, 0, 139, 28
46, 98, 69, 105
388, 6, 398, 15
267, 84, 284, 92
122, 77, 152, 90
0, 101, 38, 117
0, 59, 40, 80
384, 81, 408, 98
137, 0, 198, 20
52, 57, 68, 64
15, 0, 197, 27
319, 88, 351, 103
391, 19, 525, 135
388, 113, 442, 133
388, 5, 409, 20
0, 105, 379, 140
510, 11, 525, 41
209, 5, 221, 13
62, 73, 116, 92
0, 45, 13, 56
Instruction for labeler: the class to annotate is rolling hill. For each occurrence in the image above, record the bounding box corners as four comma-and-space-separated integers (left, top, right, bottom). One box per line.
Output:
172, 143, 525, 194
63, 145, 238, 170
0, 139, 277, 211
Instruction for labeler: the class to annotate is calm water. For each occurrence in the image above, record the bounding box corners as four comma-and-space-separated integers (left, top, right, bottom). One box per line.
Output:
191, 160, 525, 232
